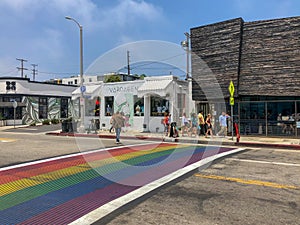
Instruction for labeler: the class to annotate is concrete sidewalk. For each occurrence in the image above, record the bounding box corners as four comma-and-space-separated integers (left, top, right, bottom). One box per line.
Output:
45, 127, 300, 150
1, 124, 300, 149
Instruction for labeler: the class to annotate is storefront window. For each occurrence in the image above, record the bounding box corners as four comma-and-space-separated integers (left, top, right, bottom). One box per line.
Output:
0, 107, 22, 119
239, 101, 296, 136
150, 96, 169, 117
267, 102, 295, 136
39, 97, 48, 119
85, 97, 99, 116
61, 98, 68, 118
2, 96, 21, 102
105, 96, 114, 116
240, 102, 265, 135
133, 95, 144, 116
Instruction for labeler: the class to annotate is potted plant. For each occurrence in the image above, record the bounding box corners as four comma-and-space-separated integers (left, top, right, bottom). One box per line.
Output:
42, 119, 51, 125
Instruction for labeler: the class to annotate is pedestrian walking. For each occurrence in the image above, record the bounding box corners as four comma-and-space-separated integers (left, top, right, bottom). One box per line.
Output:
163, 112, 170, 136
198, 110, 205, 136
181, 112, 189, 136
111, 111, 125, 144
190, 113, 198, 137
217, 111, 230, 137
205, 113, 213, 138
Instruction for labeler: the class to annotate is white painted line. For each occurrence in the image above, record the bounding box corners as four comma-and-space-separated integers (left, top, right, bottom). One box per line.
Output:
228, 158, 300, 167
69, 147, 246, 225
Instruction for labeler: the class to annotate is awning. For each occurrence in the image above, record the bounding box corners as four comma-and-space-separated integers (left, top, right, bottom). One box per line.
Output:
138, 77, 173, 98
72, 84, 102, 100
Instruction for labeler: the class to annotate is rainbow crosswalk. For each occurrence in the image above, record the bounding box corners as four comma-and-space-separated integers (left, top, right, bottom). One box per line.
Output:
0, 143, 237, 224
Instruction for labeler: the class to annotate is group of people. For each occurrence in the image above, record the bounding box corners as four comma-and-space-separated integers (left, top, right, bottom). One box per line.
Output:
162, 112, 179, 138
180, 111, 231, 138
110, 109, 230, 142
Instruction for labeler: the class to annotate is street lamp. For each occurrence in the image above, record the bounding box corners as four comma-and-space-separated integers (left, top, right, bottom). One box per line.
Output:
181, 32, 194, 116
181, 32, 190, 80
65, 16, 85, 132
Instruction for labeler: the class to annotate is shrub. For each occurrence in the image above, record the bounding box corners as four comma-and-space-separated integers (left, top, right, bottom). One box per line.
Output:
51, 118, 60, 124
42, 119, 51, 125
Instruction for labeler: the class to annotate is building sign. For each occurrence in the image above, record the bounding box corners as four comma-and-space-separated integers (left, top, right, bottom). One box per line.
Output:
6, 81, 16, 91
103, 82, 143, 96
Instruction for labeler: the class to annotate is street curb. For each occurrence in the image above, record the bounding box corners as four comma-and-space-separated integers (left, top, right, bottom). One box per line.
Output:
45, 132, 300, 150
234, 142, 300, 150
46, 132, 164, 142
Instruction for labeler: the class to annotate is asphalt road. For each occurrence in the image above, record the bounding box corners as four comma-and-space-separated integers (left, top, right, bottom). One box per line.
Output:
101, 147, 300, 225
0, 125, 149, 167
1, 126, 299, 224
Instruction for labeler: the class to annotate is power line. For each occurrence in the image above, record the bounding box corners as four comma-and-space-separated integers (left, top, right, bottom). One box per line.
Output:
129, 53, 186, 70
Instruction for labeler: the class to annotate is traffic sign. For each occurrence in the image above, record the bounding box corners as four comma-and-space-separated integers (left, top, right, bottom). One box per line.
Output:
230, 97, 234, 106
228, 81, 235, 97
12, 100, 17, 109
80, 85, 86, 93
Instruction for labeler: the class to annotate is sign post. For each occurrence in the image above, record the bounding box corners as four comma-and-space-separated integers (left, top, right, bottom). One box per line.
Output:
228, 81, 235, 140
12, 100, 17, 129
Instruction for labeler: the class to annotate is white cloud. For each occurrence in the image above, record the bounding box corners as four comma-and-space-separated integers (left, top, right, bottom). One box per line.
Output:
32, 28, 64, 59
108, 0, 163, 27
0, 0, 39, 12
0, 0, 165, 79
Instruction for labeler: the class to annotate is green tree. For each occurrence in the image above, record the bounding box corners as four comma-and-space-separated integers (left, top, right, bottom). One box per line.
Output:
104, 75, 122, 83
140, 74, 147, 80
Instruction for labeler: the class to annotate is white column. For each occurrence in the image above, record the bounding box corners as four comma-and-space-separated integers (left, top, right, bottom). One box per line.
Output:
188, 77, 195, 115
143, 95, 150, 132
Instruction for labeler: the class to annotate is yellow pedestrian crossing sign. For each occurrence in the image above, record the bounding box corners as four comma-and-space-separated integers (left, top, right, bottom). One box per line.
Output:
229, 81, 235, 97
230, 97, 234, 105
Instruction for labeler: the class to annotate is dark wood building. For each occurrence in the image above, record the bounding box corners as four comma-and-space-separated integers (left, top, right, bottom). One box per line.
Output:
191, 16, 300, 136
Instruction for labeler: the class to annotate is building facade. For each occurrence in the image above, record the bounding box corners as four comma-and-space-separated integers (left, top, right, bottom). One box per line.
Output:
0, 77, 77, 126
191, 16, 300, 136
72, 75, 189, 133
46, 73, 141, 85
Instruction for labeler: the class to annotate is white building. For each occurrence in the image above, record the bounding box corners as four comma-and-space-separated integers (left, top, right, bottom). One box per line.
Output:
0, 77, 77, 125
72, 75, 190, 133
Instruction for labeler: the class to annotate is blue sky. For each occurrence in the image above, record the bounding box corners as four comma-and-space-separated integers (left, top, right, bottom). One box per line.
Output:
0, 0, 299, 81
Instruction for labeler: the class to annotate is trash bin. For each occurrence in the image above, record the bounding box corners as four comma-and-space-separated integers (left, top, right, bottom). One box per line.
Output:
68, 121, 75, 133
61, 119, 77, 133
95, 119, 100, 130
61, 120, 68, 132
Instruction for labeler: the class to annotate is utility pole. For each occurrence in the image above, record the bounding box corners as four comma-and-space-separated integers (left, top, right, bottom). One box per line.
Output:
127, 50, 131, 76
184, 32, 190, 80
16, 58, 28, 78
31, 64, 38, 81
